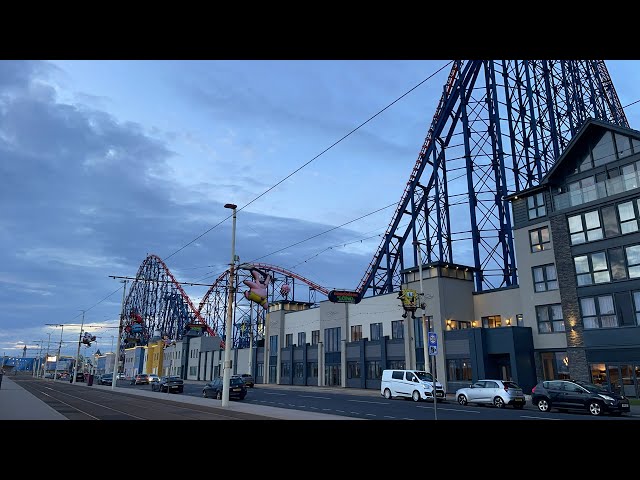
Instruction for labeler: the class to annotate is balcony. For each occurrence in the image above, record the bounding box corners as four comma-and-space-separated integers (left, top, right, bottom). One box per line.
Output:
553, 172, 639, 211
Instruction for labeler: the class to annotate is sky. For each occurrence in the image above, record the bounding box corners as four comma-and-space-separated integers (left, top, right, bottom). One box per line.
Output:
2, 59, 640, 361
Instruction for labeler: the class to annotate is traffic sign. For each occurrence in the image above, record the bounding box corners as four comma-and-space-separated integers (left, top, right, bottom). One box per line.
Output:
428, 345, 437, 356
428, 332, 437, 347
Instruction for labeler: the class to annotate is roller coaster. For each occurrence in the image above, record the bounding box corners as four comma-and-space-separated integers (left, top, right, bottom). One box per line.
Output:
117, 60, 629, 352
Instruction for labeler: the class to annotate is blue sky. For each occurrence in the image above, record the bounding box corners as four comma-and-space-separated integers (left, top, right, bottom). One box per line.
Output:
2, 60, 640, 360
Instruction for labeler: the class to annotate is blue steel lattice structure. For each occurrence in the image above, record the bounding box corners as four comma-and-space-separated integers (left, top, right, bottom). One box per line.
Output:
357, 60, 628, 296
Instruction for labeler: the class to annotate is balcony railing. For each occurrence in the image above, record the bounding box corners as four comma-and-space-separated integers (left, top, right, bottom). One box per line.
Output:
553, 172, 640, 211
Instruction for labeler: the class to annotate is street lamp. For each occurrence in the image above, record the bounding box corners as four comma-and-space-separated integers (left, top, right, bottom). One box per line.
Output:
222, 202, 237, 407
72, 310, 85, 384
111, 279, 128, 390
45, 324, 65, 381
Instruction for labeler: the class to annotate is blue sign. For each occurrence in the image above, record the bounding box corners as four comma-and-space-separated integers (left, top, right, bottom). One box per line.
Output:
428, 332, 437, 347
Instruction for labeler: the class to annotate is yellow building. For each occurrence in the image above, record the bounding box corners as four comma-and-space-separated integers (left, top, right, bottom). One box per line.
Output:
145, 341, 165, 375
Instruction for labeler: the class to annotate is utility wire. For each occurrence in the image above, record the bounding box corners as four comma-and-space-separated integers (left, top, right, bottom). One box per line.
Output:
163, 60, 454, 261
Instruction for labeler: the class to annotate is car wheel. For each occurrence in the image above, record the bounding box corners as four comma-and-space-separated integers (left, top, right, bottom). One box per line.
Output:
216, 391, 222, 400
537, 398, 550, 412
457, 394, 468, 406
588, 401, 603, 416
383, 388, 392, 400
412, 390, 421, 402
202, 390, 207, 398
493, 397, 505, 409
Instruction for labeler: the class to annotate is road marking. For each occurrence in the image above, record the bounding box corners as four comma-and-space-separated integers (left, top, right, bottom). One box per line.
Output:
520, 415, 561, 420
264, 392, 287, 396
403, 418, 413, 420
322, 408, 332, 411
335, 410, 345, 413
416, 405, 480, 413
383, 415, 396, 419
309, 406, 319, 410
350, 411, 360, 414
299, 395, 332, 400
288, 404, 297, 407
348, 399, 389, 405
365, 413, 376, 417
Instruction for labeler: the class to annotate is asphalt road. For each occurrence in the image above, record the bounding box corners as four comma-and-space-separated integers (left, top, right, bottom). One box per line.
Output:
120, 380, 640, 421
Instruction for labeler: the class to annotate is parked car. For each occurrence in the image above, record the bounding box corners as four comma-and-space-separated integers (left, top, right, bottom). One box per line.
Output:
130, 373, 150, 385
116, 372, 126, 380
74, 372, 85, 383
152, 376, 184, 393
98, 373, 113, 385
455, 379, 526, 409
380, 369, 445, 402
203, 376, 247, 400
531, 379, 630, 416
148, 374, 160, 383
239, 373, 255, 388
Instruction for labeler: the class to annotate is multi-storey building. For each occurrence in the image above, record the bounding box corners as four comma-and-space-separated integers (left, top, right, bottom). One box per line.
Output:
186, 119, 640, 398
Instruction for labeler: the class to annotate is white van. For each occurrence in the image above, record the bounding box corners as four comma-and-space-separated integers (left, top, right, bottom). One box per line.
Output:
380, 369, 446, 402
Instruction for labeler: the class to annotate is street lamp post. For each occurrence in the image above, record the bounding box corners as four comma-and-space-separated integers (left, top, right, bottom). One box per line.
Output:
111, 279, 128, 390
45, 324, 65, 381
72, 310, 85, 384
44, 332, 51, 378
222, 203, 237, 407
413, 241, 430, 375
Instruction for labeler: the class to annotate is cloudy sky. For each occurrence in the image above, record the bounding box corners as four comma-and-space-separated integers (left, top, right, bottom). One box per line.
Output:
2, 60, 640, 360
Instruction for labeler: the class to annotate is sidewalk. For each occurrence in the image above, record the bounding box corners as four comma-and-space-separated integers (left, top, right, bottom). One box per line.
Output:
0, 376, 67, 420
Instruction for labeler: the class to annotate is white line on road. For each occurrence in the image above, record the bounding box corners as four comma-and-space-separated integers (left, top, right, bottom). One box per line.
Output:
348, 399, 389, 405
288, 404, 297, 407
520, 415, 562, 420
335, 410, 345, 413
384, 416, 396, 419
264, 392, 287, 396
322, 408, 332, 411
299, 395, 332, 400
416, 405, 480, 413
403, 418, 413, 420
350, 411, 360, 414
365, 413, 376, 417
309, 406, 319, 409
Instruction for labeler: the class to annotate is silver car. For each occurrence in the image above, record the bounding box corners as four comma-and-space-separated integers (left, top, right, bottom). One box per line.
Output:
455, 379, 526, 409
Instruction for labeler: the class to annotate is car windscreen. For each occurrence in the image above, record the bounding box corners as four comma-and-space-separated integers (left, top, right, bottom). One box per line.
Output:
230, 378, 245, 386
415, 371, 434, 382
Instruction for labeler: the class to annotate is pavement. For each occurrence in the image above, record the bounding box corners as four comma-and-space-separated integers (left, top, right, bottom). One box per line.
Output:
2, 374, 639, 420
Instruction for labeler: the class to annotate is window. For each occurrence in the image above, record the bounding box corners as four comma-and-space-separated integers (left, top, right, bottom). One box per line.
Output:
189, 366, 197, 376
257, 363, 264, 378
536, 304, 565, 333
601, 205, 620, 237
615, 133, 633, 159
568, 210, 603, 245
324, 327, 341, 352
580, 295, 618, 329
482, 315, 502, 328
347, 361, 361, 379
280, 362, 291, 377
285, 333, 293, 347
574, 252, 610, 286
618, 201, 639, 234
446, 320, 471, 330
447, 359, 472, 381
541, 352, 570, 380
388, 360, 405, 369
414, 317, 424, 348
532, 264, 558, 292
633, 291, 640, 325
269, 335, 278, 353
592, 130, 616, 167
294, 362, 304, 378
307, 362, 318, 377
516, 314, 524, 327
366, 361, 383, 380
626, 245, 640, 278
298, 332, 306, 346
528, 192, 546, 219
530, 226, 551, 252
391, 320, 404, 339
311, 330, 320, 345
370, 322, 383, 341
350, 325, 362, 342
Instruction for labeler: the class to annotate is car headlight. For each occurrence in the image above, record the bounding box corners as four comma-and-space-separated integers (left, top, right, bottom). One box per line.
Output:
598, 394, 614, 402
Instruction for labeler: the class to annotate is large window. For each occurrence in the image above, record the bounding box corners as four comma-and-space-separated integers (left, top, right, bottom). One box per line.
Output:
298, 332, 306, 346
324, 327, 341, 352
388, 360, 405, 369
533, 264, 558, 292
574, 252, 610, 286
370, 322, 383, 341
307, 362, 318, 377
568, 210, 603, 245
580, 295, 618, 329
540, 351, 570, 380
482, 315, 502, 328
528, 192, 546, 219
350, 325, 362, 342
536, 304, 565, 333
633, 291, 640, 325
347, 361, 361, 379
626, 245, 640, 278
446, 320, 471, 330
447, 359, 472, 381
269, 335, 278, 353
280, 362, 291, 377
294, 362, 304, 378
618, 201, 639, 234
285, 333, 293, 347
311, 330, 320, 345
530, 226, 551, 252
366, 361, 383, 380
391, 320, 404, 340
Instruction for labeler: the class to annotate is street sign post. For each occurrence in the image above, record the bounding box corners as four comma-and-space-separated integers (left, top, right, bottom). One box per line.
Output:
428, 332, 437, 355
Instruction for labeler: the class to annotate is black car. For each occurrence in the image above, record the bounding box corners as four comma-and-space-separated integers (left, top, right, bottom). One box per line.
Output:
152, 375, 184, 393
203, 376, 247, 400
531, 379, 630, 416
